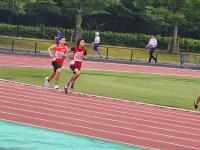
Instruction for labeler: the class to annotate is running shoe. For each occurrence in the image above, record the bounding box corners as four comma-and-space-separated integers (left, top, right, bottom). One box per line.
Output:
54, 84, 59, 90
64, 86, 68, 94
194, 100, 198, 110
44, 77, 49, 87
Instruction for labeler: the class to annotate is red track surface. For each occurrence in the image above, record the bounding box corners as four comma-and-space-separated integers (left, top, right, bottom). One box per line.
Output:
1, 53, 200, 77
0, 81, 200, 149
1, 54, 200, 149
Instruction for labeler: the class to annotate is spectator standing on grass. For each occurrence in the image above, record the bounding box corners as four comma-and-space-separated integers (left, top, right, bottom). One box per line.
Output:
55, 29, 63, 44
92, 32, 101, 58
146, 36, 157, 63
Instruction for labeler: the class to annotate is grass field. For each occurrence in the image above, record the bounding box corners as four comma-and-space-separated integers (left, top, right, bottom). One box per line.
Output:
0, 67, 199, 110
0, 35, 181, 62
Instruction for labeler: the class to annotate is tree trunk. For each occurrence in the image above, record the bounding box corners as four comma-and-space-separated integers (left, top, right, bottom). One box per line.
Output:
74, 10, 82, 43
169, 23, 179, 54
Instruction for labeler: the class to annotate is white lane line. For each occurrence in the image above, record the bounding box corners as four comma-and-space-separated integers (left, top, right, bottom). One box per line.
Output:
0, 85, 199, 122
1, 78, 199, 117
83, 68, 200, 78
0, 119, 156, 150
1, 100, 199, 138
0, 104, 199, 144
0, 111, 199, 150
1, 95, 200, 133
85, 61, 200, 73
0, 89, 199, 127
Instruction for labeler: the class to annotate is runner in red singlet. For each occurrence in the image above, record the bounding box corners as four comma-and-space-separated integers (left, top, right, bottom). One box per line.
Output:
45, 37, 68, 90
64, 38, 87, 94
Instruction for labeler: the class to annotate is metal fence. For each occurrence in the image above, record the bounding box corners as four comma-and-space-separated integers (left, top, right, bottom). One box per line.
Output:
180, 52, 200, 67
1, 36, 200, 68
0, 36, 162, 61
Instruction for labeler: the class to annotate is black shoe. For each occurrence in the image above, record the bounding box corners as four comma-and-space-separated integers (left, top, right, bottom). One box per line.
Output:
194, 100, 198, 109
64, 86, 68, 94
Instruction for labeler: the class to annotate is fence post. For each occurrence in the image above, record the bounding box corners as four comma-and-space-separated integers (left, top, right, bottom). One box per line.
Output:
180, 52, 183, 65
106, 47, 109, 59
11, 38, 15, 52
130, 49, 134, 61
193, 54, 197, 67
34, 40, 38, 53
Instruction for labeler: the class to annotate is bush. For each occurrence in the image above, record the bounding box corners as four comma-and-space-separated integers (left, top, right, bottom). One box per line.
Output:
0, 23, 200, 53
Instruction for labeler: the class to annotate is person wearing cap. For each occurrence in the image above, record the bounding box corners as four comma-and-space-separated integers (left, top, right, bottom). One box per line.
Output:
55, 29, 63, 44
92, 32, 102, 58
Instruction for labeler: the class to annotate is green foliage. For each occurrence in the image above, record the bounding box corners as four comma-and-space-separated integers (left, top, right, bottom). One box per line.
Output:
61, 0, 118, 40
24, 0, 60, 24
107, 2, 136, 19
1, 23, 200, 52
0, 0, 200, 41
184, 0, 200, 26
0, 23, 73, 39
0, 0, 36, 14
146, 0, 187, 24
0, 0, 21, 14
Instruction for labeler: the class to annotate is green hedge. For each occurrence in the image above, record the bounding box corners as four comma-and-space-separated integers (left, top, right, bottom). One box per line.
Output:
0, 23, 200, 53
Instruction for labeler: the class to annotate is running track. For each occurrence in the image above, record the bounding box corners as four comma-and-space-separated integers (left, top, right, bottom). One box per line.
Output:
1, 53, 200, 77
0, 54, 200, 149
0, 80, 200, 150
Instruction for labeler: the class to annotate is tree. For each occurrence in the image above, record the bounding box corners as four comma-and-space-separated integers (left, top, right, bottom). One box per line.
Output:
183, 0, 200, 38
24, 0, 60, 25
0, 0, 37, 13
146, 0, 188, 53
164, 0, 187, 53
61, 0, 118, 42
0, 0, 36, 23
0, 0, 22, 23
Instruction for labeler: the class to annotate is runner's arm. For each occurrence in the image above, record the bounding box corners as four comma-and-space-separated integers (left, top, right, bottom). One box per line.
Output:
48, 45, 56, 58
62, 46, 69, 59
82, 50, 87, 60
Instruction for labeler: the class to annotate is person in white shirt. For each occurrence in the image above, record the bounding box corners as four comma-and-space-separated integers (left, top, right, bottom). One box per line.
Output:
92, 32, 102, 58
146, 36, 158, 63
